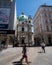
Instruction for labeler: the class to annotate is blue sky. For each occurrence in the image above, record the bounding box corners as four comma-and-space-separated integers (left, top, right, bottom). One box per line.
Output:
16, 0, 52, 18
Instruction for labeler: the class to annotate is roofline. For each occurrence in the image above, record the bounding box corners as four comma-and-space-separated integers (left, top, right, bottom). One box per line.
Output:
33, 5, 41, 20
33, 5, 52, 21
41, 5, 52, 7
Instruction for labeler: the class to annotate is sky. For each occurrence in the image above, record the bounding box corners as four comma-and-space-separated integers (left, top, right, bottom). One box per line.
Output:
16, 0, 52, 18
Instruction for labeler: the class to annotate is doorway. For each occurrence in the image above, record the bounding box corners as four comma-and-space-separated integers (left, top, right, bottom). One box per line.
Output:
48, 36, 52, 45
21, 37, 25, 44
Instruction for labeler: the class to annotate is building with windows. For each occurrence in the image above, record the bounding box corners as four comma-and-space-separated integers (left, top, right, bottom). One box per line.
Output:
0, 0, 16, 47
33, 5, 52, 46
0, 0, 16, 30
16, 12, 33, 46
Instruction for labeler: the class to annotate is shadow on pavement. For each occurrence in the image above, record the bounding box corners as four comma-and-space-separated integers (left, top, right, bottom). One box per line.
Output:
38, 51, 43, 53
13, 61, 25, 65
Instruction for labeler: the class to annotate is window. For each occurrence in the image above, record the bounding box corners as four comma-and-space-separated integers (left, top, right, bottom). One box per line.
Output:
47, 26, 49, 31
46, 14, 49, 17
51, 26, 52, 31
44, 8, 46, 11
46, 26, 51, 31
49, 14, 51, 17
46, 8, 48, 11
49, 8, 52, 12
46, 19, 50, 23
29, 21, 31, 23
46, 20, 48, 23
45, 13, 46, 17
26, 21, 27, 23
50, 19, 52, 23
22, 27, 24, 31
22, 22, 24, 24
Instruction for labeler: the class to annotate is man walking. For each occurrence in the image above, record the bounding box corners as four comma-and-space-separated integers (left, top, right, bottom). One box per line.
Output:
20, 44, 29, 64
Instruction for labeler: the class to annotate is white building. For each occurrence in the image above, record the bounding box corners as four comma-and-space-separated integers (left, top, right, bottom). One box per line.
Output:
16, 12, 33, 46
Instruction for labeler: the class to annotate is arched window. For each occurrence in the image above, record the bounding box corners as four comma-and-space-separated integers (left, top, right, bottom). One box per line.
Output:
29, 21, 31, 23
22, 27, 24, 31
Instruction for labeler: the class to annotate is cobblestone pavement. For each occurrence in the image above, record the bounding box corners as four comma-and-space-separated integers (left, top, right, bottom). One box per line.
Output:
31, 47, 52, 65
0, 47, 52, 65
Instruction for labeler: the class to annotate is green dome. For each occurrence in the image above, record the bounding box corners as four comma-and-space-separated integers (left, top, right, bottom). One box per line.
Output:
17, 13, 28, 22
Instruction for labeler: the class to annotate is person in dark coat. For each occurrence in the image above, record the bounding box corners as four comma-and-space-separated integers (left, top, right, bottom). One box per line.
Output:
40, 41, 46, 53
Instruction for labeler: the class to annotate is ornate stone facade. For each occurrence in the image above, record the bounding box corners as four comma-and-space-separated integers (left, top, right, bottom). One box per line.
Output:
16, 13, 33, 46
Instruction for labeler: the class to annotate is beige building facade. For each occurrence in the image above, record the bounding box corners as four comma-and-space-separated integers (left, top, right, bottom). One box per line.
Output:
33, 5, 52, 46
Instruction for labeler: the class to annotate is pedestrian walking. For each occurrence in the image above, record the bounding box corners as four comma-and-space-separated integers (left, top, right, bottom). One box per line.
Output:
20, 44, 29, 64
40, 41, 46, 53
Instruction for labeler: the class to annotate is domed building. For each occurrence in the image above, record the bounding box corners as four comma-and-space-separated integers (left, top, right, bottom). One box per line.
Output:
16, 12, 33, 46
